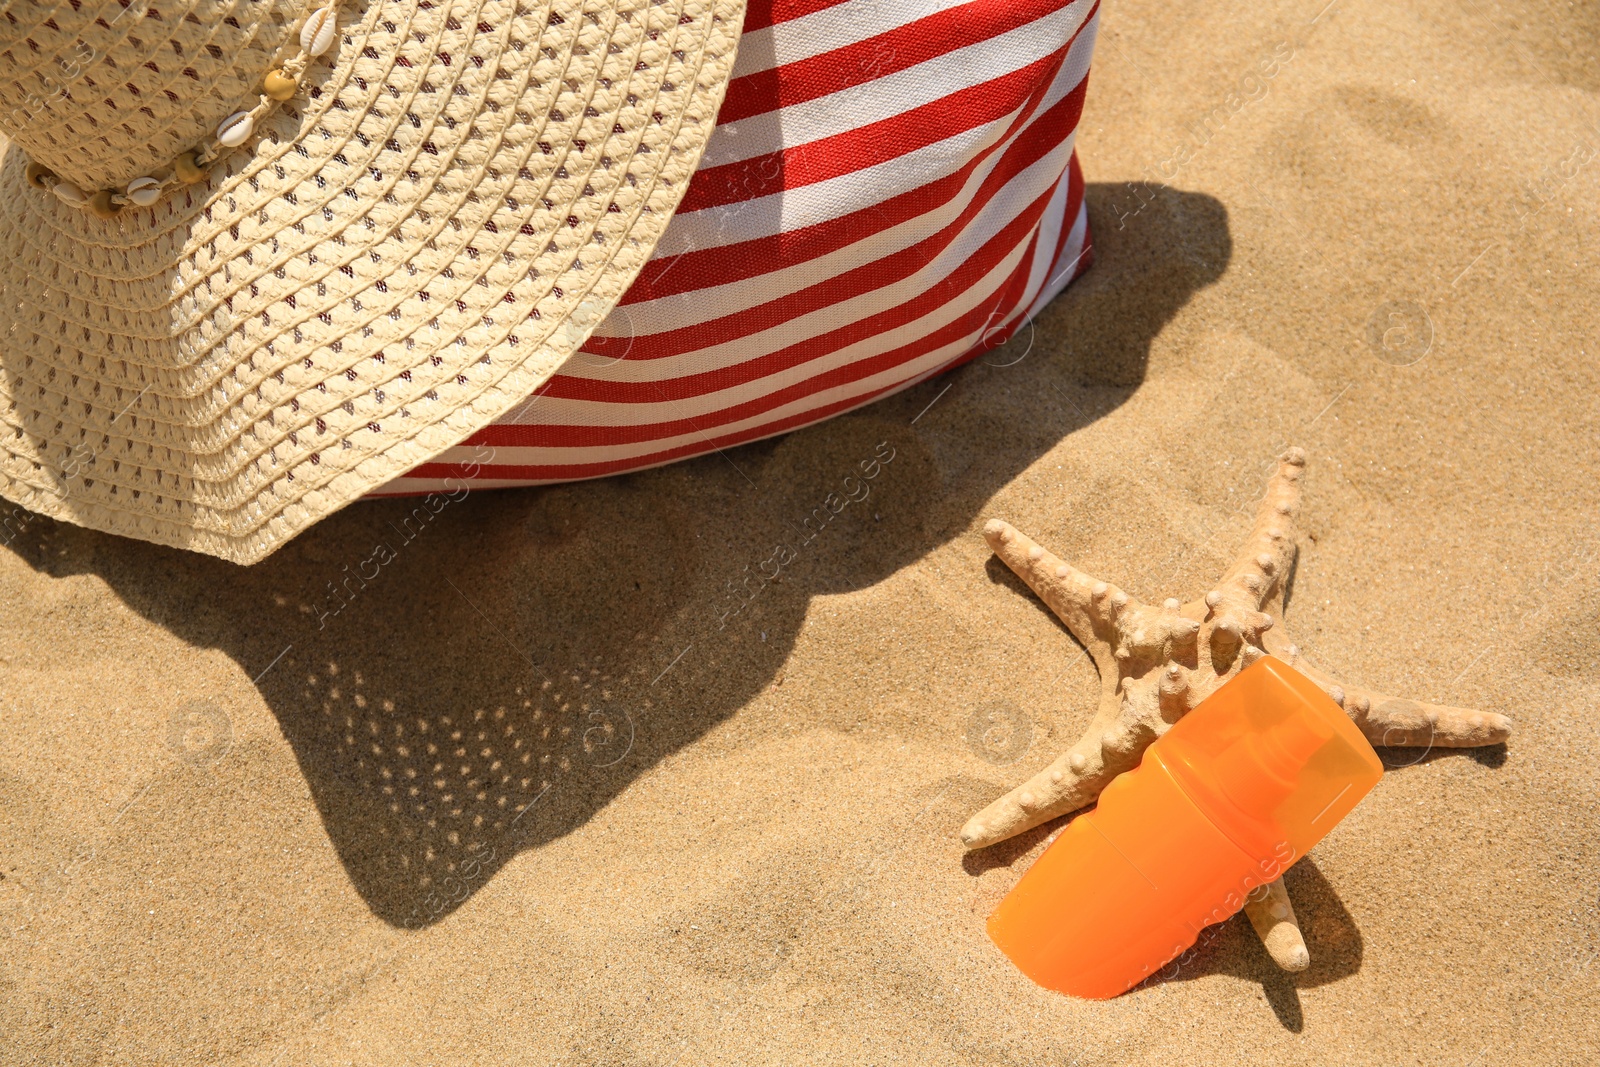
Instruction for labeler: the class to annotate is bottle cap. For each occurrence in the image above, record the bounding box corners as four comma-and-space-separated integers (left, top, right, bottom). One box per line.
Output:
1159, 656, 1384, 865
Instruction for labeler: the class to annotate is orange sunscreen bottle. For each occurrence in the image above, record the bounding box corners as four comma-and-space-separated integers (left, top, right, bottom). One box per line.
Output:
986, 656, 1383, 998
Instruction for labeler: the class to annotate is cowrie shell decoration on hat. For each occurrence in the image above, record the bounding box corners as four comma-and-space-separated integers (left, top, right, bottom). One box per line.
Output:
0, 0, 745, 563
22, 1, 349, 217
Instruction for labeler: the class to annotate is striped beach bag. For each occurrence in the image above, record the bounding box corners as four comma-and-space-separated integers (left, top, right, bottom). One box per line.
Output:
380, 0, 1100, 494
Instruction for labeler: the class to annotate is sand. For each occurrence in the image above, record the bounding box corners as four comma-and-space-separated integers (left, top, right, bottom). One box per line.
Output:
3, 0, 1598, 1062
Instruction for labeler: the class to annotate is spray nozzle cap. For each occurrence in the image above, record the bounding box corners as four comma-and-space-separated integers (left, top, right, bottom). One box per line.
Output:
1214, 700, 1335, 817
1158, 657, 1385, 860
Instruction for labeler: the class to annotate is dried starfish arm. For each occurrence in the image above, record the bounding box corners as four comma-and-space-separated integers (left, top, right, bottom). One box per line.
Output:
980, 520, 1132, 677
1196, 452, 1304, 676
1239, 455, 1511, 749
964, 522, 1199, 848
1242, 877, 1310, 971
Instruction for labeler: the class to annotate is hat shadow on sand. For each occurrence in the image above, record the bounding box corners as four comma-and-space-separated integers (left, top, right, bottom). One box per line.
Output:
6, 183, 1232, 929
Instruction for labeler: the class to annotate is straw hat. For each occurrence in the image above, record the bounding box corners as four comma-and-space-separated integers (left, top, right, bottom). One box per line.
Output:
0, 0, 742, 563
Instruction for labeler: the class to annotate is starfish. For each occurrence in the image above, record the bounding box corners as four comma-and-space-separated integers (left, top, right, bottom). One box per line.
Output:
962, 448, 1512, 971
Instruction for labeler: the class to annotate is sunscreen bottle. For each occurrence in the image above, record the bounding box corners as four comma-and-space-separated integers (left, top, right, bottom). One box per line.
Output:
986, 656, 1383, 998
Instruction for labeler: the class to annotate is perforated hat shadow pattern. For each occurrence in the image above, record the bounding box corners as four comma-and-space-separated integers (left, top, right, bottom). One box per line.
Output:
0, 0, 744, 563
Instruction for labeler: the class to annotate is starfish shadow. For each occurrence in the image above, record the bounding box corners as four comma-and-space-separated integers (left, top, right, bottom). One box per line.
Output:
1378, 742, 1508, 770
1, 183, 1232, 926
958, 813, 1076, 878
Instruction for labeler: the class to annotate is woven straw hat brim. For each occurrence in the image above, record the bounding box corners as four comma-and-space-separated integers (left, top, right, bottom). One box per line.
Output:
0, 0, 742, 563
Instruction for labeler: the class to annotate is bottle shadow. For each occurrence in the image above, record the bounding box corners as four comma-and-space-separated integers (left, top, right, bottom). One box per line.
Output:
1, 182, 1230, 927
1136, 856, 1363, 1032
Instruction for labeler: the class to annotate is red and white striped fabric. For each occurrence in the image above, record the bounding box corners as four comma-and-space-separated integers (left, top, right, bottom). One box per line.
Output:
377, 0, 1100, 494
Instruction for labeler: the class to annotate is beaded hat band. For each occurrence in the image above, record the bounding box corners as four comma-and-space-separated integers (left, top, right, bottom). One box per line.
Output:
0, 0, 745, 564
23, 2, 344, 218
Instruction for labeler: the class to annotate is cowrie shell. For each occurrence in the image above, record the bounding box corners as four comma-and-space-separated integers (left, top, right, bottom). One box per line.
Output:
300, 7, 337, 55
126, 176, 162, 207
52, 181, 87, 205
216, 111, 255, 147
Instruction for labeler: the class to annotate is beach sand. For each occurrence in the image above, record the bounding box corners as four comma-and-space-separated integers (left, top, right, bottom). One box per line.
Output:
3, 0, 1598, 1062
